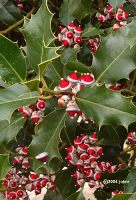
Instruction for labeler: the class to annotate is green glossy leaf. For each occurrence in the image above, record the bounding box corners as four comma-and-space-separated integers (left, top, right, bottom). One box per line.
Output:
92, 26, 136, 84
126, 17, 136, 48
128, 0, 136, 8
0, 84, 38, 122
22, 0, 60, 71
66, 61, 90, 73
29, 109, 66, 164
0, 113, 25, 145
99, 125, 120, 146
0, 154, 11, 179
61, 48, 79, 64
0, 0, 22, 24
65, 191, 85, 200
83, 25, 104, 37
61, 48, 90, 73
44, 190, 63, 200
45, 58, 63, 82
111, 193, 133, 200
56, 167, 77, 199
108, 0, 125, 9
76, 86, 136, 128
124, 3, 136, 16
101, 168, 129, 191
59, 0, 74, 26
69, 0, 92, 22
129, 193, 136, 200
125, 168, 136, 193
0, 35, 27, 84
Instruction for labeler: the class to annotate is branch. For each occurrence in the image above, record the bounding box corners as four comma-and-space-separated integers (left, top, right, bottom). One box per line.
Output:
121, 89, 136, 96
130, 70, 136, 92
38, 95, 53, 100
42, 87, 61, 95
0, 7, 36, 35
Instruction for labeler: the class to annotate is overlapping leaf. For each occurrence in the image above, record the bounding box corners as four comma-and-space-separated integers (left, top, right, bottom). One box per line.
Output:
22, 0, 60, 73
92, 23, 136, 84
82, 25, 104, 37
109, 0, 125, 9
65, 191, 85, 200
125, 168, 136, 193
111, 193, 133, 200
0, 154, 11, 179
61, 48, 90, 73
59, 0, 74, 26
0, 84, 38, 122
0, 0, 22, 24
60, 0, 91, 24
76, 86, 136, 128
68, 0, 91, 22
29, 109, 66, 164
0, 34, 27, 84
0, 113, 25, 146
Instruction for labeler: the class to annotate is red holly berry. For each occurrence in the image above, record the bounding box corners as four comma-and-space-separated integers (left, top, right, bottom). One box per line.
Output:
74, 36, 82, 43
68, 21, 76, 30
66, 31, 74, 39
74, 25, 83, 35
35, 152, 48, 164
67, 71, 79, 83
37, 100, 46, 111
59, 78, 71, 91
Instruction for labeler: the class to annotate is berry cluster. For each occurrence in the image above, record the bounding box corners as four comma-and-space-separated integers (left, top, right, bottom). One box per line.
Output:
54, 71, 95, 123
65, 133, 123, 189
18, 99, 46, 124
105, 83, 126, 91
13, 146, 30, 170
3, 146, 55, 200
112, 190, 124, 196
96, 4, 130, 31
56, 21, 83, 47
127, 131, 136, 145
86, 38, 100, 53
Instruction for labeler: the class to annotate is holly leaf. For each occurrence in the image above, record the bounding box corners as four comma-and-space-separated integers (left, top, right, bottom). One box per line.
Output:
65, 191, 85, 200
124, 168, 136, 193
98, 125, 120, 146
45, 58, 63, 82
56, 167, 77, 199
92, 25, 136, 84
0, 154, 11, 179
69, 0, 92, 22
0, 0, 22, 25
0, 84, 38, 122
29, 109, 66, 165
0, 34, 27, 84
0, 113, 25, 146
101, 168, 129, 191
126, 17, 136, 48
124, 3, 136, 16
111, 193, 133, 200
61, 48, 90, 73
129, 193, 136, 200
128, 0, 136, 9
108, 0, 125, 9
22, 0, 60, 72
76, 86, 136, 128
44, 190, 63, 200
61, 48, 79, 64
83, 24, 104, 37
59, 0, 74, 26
